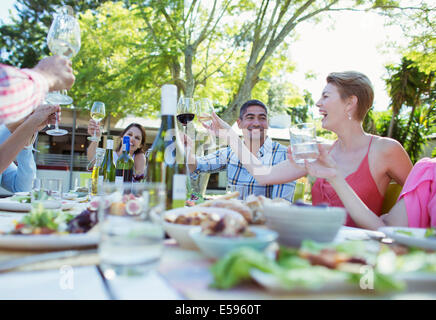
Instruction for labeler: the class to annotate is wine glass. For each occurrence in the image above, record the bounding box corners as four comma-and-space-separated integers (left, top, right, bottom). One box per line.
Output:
88, 101, 106, 142
176, 97, 196, 128
196, 98, 214, 127
46, 103, 68, 136
45, 5, 81, 106
177, 97, 196, 152
195, 98, 216, 150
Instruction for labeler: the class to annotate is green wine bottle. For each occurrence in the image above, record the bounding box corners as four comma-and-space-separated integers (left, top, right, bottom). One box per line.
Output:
99, 137, 116, 182
93, 148, 105, 195
147, 84, 187, 210
115, 135, 134, 185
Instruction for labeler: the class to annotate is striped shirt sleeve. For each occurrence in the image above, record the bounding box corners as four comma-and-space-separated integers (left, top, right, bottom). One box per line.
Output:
0, 64, 49, 125
190, 147, 230, 179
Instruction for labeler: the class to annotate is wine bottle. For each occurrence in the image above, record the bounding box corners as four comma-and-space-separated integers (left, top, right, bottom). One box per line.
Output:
99, 137, 116, 182
115, 135, 134, 185
92, 148, 105, 196
147, 84, 187, 209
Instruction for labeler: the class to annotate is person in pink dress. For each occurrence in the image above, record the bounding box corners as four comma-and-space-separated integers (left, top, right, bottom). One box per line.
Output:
203, 71, 413, 228
305, 148, 435, 229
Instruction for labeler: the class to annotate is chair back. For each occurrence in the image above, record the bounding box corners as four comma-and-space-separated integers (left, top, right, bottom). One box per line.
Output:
381, 182, 402, 214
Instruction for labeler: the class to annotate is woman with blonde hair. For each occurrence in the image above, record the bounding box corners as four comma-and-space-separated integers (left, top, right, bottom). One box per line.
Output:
205, 71, 413, 228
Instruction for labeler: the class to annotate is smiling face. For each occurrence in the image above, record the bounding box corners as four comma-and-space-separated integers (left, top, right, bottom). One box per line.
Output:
316, 83, 351, 131
237, 105, 268, 143
123, 126, 143, 153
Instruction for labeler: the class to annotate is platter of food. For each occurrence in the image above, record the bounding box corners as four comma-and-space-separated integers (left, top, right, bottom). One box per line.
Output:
0, 203, 99, 249
209, 238, 436, 294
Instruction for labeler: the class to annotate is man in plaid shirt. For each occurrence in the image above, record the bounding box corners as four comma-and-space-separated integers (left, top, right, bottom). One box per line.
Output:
0, 55, 75, 125
189, 100, 296, 201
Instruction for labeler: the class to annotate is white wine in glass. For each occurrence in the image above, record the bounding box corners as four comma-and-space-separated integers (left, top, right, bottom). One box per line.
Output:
88, 101, 106, 142
196, 98, 214, 127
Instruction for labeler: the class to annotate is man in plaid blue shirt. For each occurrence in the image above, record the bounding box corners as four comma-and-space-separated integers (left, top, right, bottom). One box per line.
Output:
189, 100, 295, 201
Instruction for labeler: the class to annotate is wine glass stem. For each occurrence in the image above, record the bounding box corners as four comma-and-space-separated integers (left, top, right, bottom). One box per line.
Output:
55, 112, 59, 130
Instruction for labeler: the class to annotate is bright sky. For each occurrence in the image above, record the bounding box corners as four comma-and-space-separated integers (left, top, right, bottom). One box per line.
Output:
288, 11, 408, 113
1, 1, 408, 113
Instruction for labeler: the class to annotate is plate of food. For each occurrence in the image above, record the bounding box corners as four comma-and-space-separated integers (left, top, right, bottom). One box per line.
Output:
209, 239, 436, 294
378, 227, 436, 251
0, 203, 99, 249
189, 212, 278, 259
163, 206, 243, 250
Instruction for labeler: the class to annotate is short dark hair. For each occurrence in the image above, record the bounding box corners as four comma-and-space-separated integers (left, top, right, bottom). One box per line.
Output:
239, 100, 268, 119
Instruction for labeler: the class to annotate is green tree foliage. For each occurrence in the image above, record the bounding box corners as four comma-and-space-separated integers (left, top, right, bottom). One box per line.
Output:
72, 2, 170, 118
367, 57, 436, 163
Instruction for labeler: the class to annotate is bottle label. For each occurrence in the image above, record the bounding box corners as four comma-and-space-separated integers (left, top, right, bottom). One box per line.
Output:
161, 84, 177, 115
173, 174, 187, 200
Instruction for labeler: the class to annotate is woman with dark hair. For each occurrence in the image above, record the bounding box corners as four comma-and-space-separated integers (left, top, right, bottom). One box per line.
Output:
87, 120, 147, 178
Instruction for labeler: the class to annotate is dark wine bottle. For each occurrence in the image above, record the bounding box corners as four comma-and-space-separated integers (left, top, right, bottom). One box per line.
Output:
99, 137, 116, 182
147, 84, 187, 209
115, 135, 134, 185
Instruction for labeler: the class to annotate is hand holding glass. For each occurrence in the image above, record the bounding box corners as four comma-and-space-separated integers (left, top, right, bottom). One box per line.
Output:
289, 123, 319, 164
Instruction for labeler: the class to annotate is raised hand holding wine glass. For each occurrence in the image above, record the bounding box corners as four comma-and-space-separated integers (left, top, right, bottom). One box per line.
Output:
46, 5, 81, 106
88, 101, 106, 142
45, 5, 80, 136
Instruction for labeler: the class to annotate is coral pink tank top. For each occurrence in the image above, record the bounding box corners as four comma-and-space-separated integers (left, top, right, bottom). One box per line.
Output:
311, 136, 384, 227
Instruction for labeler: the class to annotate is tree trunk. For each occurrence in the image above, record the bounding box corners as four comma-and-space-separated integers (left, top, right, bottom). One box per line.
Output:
387, 105, 400, 138
221, 64, 260, 124
184, 45, 195, 98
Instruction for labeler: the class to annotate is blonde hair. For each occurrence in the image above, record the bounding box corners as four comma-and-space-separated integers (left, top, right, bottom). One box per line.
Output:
326, 71, 374, 121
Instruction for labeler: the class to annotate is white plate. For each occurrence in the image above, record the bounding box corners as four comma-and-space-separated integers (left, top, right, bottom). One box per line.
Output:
250, 269, 436, 294
0, 200, 31, 212
0, 233, 99, 250
0, 198, 79, 213
250, 269, 355, 294
378, 227, 436, 251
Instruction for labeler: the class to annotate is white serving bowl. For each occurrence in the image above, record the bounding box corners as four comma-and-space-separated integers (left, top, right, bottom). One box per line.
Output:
262, 202, 346, 247
189, 226, 278, 259
162, 206, 244, 250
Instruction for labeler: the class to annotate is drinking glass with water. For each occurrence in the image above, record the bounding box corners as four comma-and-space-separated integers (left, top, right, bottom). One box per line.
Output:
289, 123, 319, 164
98, 182, 166, 278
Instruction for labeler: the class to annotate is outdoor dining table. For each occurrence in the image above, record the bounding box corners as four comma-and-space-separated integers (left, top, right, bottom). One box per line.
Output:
0, 209, 435, 300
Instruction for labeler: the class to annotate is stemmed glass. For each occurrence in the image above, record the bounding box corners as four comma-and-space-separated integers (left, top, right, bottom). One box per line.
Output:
196, 98, 214, 127
176, 97, 196, 128
46, 5, 81, 105
88, 101, 106, 142
176, 97, 196, 189
176, 97, 196, 149
45, 5, 80, 136
196, 98, 216, 149
45, 101, 68, 136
